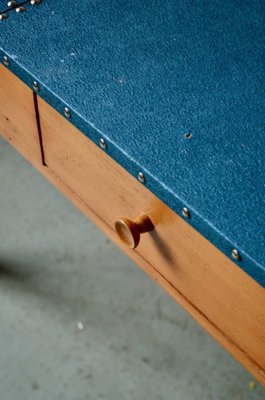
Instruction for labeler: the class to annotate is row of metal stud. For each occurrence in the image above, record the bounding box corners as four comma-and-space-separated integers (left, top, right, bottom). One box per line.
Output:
0, 0, 41, 20
0, 54, 242, 263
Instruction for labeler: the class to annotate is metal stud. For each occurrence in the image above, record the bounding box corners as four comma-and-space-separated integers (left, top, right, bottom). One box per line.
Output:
231, 249, 240, 260
30, 0, 41, 4
138, 172, 145, 183
15, 6, 26, 12
0, 13, 8, 21
99, 138, 107, 150
64, 107, 71, 119
7, 1, 17, 7
32, 81, 40, 92
182, 207, 190, 219
2, 56, 10, 66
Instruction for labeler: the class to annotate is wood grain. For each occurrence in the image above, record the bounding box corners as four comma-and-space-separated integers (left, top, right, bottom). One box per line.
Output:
38, 96, 265, 384
0, 65, 42, 166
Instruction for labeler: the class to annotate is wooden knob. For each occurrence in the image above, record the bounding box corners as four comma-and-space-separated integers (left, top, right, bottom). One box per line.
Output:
115, 214, 154, 249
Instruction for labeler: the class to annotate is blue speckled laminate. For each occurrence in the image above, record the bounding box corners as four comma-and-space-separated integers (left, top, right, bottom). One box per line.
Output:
0, 0, 264, 285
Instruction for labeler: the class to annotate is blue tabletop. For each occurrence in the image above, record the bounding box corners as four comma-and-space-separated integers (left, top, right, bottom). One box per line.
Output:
0, 0, 265, 286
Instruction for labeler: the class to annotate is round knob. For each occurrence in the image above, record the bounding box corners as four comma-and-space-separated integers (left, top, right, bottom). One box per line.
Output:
115, 214, 154, 249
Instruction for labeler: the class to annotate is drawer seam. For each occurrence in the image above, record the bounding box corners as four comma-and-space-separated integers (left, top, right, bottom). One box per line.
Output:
33, 92, 46, 166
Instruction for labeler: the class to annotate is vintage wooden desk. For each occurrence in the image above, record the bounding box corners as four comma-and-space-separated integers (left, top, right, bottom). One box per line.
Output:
0, 0, 264, 384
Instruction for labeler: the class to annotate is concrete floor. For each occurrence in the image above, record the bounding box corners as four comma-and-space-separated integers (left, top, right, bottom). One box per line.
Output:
0, 136, 264, 400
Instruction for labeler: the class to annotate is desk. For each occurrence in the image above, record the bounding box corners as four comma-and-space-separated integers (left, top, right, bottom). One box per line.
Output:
0, 0, 264, 384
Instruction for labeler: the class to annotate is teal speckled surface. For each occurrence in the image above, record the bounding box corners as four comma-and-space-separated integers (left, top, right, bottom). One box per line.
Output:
0, 0, 264, 285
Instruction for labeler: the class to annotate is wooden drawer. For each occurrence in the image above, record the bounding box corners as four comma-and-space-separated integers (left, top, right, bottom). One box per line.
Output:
0, 65, 41, 166
38, 96, 265, 382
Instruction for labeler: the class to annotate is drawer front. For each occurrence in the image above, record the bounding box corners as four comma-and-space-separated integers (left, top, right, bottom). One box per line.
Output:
0, 65, 41, 165
39, 96, 265, 373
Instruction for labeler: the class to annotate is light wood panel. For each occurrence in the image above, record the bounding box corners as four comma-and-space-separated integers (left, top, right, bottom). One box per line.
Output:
31, 156, 265, 386
38, 96, 265, 384
0, 65, 42, 166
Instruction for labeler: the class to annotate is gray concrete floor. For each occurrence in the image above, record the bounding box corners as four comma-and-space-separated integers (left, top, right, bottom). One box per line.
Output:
0, 136, 264, 400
